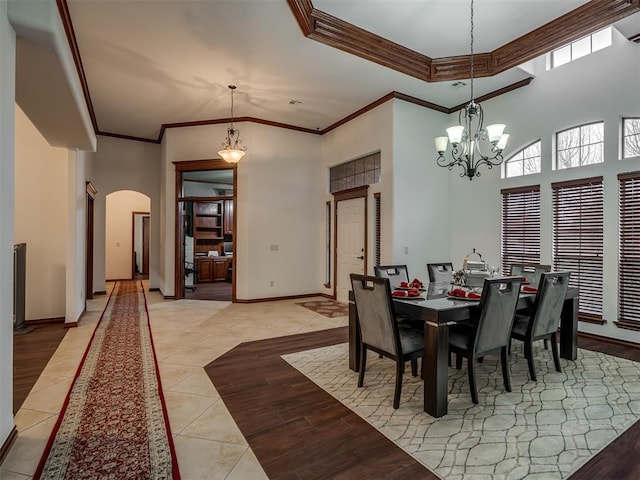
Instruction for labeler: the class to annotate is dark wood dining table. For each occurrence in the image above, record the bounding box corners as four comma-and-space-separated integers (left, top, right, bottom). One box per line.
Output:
348, 281, 579, 418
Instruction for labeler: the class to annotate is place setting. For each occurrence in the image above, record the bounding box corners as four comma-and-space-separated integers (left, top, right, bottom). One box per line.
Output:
391, 278, 426, 300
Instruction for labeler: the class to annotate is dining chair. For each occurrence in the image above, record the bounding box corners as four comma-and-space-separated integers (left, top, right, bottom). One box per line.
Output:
510, 271, 571, 381
350, 274, 424, 409
510, 264, 551, 288
427, 262, 454, 283
374, 265, 409, 286
449, 276, 522, 404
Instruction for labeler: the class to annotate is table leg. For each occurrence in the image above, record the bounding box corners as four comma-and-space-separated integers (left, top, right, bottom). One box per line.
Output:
424, 322, 449, 418
560, 296, 578, 361
348, 300, 361, 372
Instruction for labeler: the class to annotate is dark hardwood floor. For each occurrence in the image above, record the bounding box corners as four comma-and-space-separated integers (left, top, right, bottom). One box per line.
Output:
13, 323, 67, 414
185, 281, 232, 301
206, 328, 640, 480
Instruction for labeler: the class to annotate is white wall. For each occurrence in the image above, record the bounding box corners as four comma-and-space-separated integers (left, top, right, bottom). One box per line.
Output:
14, 105, 68, 321
163, 122, 323, 299
0, 0, 16, 452
105, 190, 150, 280
449, 32, 640, 342
89, 135, 160, 291
392, 99, 452, 281
320, 102, 394, 292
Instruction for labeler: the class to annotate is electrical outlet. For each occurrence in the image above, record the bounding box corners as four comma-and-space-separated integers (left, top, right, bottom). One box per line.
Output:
270, 244, 279, 251
404, 246, 409, 254
269, 280, 274, 287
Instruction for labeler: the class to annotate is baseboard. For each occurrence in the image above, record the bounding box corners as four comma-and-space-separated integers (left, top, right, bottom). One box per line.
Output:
94, 290, 107, 296
578, 330, 640, 350
235, 292, 328, 303
163, 295, 176, 300
63, 322, 78, 328
149, 288, 160, 292
25, 316, 65, 326
0, 426, 18, 466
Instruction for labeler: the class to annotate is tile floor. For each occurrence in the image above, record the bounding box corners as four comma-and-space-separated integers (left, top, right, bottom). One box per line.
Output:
1, 281, 348, 480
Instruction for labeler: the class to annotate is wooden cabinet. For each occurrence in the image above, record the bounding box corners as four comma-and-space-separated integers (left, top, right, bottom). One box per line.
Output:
196, 257, 229, 283
194, 201, 223, 254
223, 199, 233, 235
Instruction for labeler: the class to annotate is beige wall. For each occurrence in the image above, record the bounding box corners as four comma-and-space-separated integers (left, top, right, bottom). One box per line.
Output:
14, 105, 68, 321
105, 190, 150, 280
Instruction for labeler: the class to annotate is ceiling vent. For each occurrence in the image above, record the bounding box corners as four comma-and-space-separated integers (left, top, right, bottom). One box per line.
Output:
450, 81, 467, 89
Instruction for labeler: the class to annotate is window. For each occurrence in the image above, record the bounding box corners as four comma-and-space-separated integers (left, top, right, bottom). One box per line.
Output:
617, 172, 640, 330
501, 186, 541, 276
504, 141, 541, 178
623, 118, 640, 159
550, 27, 612, 69
330, 152, 380, 193
556, 122, 604, 169
552, 177, 604, 322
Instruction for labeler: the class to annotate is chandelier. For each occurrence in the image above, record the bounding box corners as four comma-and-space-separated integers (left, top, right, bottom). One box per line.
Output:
218, 85, 247, 164
433, 0, 509, 180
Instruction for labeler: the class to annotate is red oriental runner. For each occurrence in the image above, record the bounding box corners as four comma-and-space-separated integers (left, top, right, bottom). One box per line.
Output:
34, 281, 180, 479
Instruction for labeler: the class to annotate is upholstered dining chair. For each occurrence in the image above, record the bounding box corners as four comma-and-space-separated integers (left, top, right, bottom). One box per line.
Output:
510, 271, 571, 381
427, 262, 454, 283
374, 265, 409, 286
449, 277, 522, 404
350, 274, 424, 409
510, 264, 551, 288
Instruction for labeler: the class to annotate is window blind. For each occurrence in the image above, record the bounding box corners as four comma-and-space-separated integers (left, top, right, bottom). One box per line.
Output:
552, 177, 604, 320
501, 186, 541, 276
618, 172, 640, 329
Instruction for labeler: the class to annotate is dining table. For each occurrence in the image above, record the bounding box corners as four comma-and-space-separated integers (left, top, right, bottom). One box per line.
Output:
348, 281, 579, 418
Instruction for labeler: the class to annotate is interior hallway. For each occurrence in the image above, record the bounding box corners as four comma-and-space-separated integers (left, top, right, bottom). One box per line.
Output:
2, 282, 347, 479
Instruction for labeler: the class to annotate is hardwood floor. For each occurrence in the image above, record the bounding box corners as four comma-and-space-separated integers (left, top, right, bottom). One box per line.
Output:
12, 323, 67, 414
185, 281, 232, 301
206, 328, 640, 480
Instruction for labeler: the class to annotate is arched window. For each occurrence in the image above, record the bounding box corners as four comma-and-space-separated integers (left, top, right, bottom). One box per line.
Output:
504, 140, 541, 178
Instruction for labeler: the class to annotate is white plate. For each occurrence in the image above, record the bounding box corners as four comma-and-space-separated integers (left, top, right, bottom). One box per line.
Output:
394, 286, 426, 292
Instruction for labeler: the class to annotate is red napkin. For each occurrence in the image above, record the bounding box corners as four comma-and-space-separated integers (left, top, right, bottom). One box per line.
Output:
393, 288, 421, 297
399, 281, 410, 288
409, 278, 424, 289
448, 288, 481, 299
522, 285, 538, 293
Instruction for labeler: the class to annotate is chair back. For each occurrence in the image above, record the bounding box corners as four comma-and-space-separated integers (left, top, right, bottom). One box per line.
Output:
529, 272, 571, 338
350, 274, 400, 357
474, 277, 522, 355
510, 264, 551, 287
427, 262, 454, 282
374, 265, 409, 286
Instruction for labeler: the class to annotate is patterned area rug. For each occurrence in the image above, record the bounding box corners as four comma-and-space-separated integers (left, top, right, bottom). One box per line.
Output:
34, 281, 180, 480
296, 299, 349, 318
284, 342, 640, 480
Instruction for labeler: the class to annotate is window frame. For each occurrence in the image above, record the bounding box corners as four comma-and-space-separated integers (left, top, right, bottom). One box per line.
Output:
616, 171, 640, 331
555, 121, 604, 170
622, 117, 640, 160
552, 176, 605, 323
503, 140, 542, 178
550, 27, 612, 69
500, 185, 541, 277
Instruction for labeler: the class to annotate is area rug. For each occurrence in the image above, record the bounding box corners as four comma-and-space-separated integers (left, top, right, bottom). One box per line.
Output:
295, 299, 349, 318
283, 342, 640, 480
34, 281, 180, 480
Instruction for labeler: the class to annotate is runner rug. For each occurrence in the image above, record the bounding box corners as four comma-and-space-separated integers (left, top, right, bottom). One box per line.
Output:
34, 281, 180, 480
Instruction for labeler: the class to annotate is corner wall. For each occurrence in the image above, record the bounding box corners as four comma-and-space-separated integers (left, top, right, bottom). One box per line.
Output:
0, 0, 15, 456
448, 33, 640, 342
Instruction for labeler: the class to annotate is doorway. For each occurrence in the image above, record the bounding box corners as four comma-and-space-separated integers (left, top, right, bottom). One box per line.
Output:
334, 187, 368, 303
132, 212, 150, 278
174, 159, 237, 301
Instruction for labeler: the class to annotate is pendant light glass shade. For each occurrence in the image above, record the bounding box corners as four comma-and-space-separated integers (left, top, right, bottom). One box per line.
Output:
218, 85, 247, 163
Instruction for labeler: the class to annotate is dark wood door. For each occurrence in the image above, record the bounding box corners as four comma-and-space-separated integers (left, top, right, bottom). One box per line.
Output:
142, 216, 150, 274
214, 258, 228, 281
224, 199, 233, 235
196, 258, 214, 283
85, 194, 94, 301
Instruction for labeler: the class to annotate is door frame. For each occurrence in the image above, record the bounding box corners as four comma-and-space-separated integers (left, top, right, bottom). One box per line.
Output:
131, 211, 150, 278
173, 159, 237, 301
85, 182, 97, 303
333, 186, 368, 299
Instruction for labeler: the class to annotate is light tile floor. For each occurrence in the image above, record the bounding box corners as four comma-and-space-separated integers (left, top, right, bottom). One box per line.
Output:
1, 281, 348, 480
